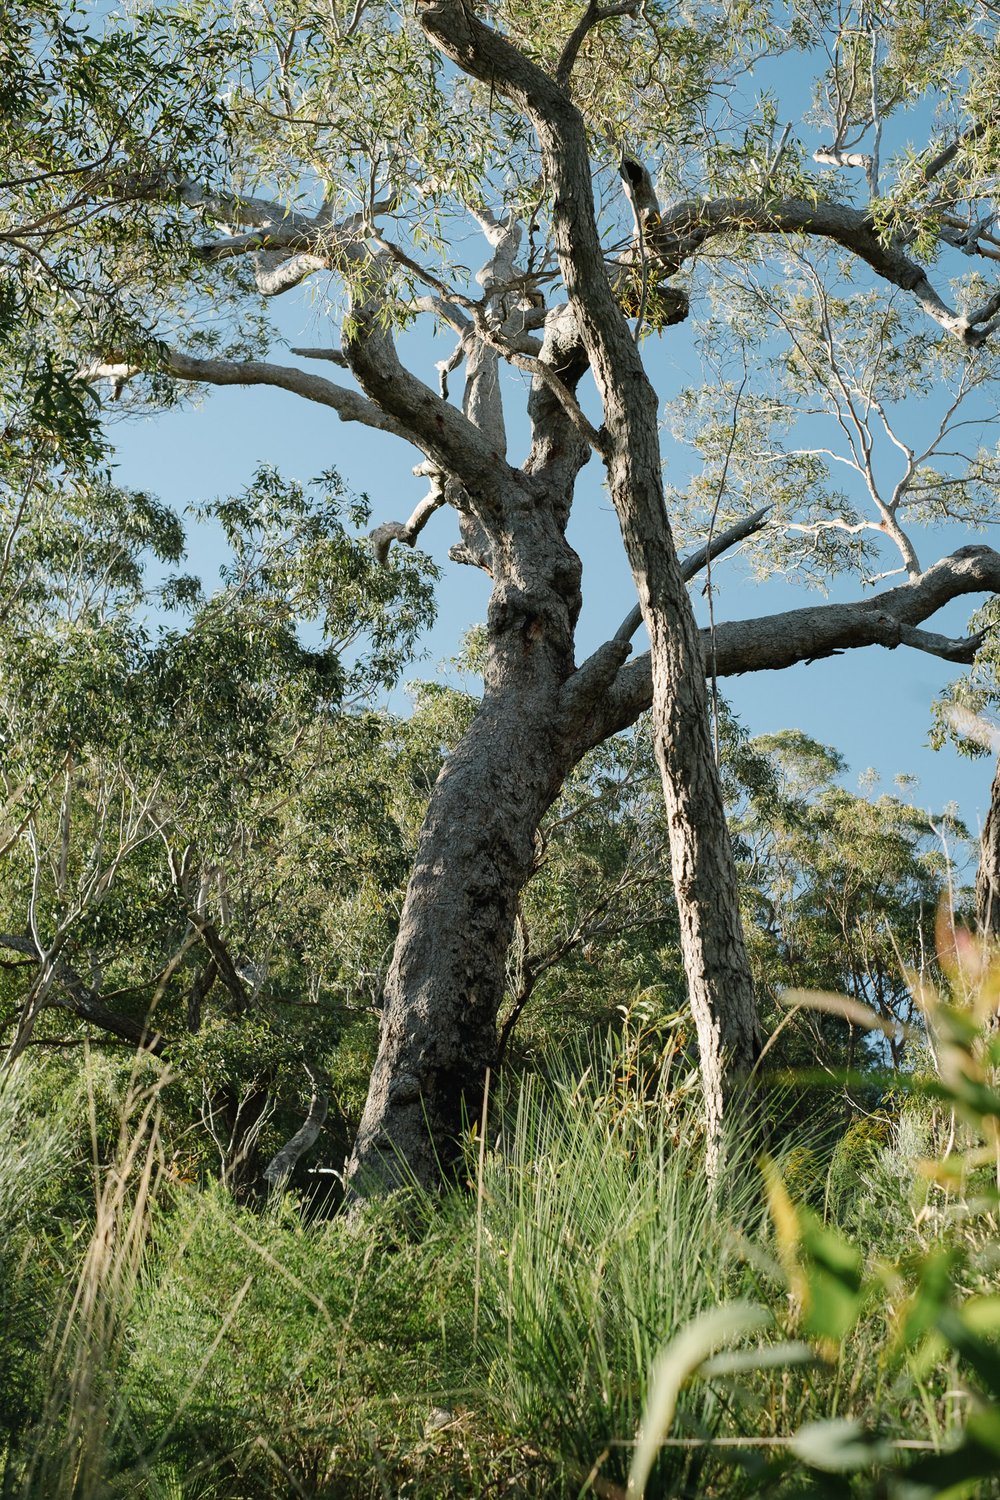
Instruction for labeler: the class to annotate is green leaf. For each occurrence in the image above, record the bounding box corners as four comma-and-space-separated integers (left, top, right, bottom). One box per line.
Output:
789, 1417, 891, 1473
900, 1426, 1000, 1499
937, 1308, 1000, 1400
799, 1219, 866, 1344
896, 1248, 962, 1352
701, 1339, 818, 1376
629, 1302, 772, 1499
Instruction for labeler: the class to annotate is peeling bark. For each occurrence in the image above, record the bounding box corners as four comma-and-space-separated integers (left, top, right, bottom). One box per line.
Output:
977, 756, 1000, 941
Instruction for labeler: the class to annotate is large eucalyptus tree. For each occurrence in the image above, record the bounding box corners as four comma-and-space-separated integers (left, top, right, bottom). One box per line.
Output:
5, 0, 1000, 1189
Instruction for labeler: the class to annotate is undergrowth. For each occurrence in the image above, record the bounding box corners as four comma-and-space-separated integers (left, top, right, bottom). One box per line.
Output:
2, 975, 1000, 1499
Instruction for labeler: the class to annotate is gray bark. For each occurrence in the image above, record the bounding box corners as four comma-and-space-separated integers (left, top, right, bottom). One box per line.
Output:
265, 1089, 329, 1193
977, 755, 1000, 941
345, 647, 580, 1194
342, 230, 592, 1195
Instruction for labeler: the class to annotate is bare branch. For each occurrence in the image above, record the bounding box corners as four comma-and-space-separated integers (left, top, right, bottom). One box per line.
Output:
896, 623, 988, 663
411, 294, 473, 336
255, 251, 327, 296
289, 346, 350, 366
174, 180, 312, 229
264, 1083, 329, 1193
612, 505, 773, 643
591, 545, 1000, 747
339, 251, 551, 508
813, 148, 873, 172
192, 201, 390, 264
646, 195, 1000, 346
79, 349, 418, 445
371, 226, 603, 451
371, 470, 447, 563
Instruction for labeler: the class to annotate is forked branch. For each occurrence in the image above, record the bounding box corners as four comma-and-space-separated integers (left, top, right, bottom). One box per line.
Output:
371, 467, 448, 563
555, 0, 639, 85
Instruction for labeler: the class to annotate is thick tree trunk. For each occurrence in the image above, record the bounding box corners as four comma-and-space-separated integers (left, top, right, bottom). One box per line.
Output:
977, 754, 1000, 941
345, 655, 573, 1195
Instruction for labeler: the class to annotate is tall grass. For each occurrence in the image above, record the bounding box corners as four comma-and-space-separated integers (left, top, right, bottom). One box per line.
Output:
471, 1028, 766, 1494
11, 1052, 172, 1499
0, 1062, 71, 1495
13, 1007, 984, 1498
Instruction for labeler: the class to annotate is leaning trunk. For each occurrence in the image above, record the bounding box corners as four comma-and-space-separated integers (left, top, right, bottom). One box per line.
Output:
599, 411, 762, 1161
533, 100, 763, 1162
977, 754, 1000, 941
346, 624, 575, 1195
412, 3, 763, 1166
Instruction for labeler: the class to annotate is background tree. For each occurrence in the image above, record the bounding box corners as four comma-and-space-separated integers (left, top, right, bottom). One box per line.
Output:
0, 455, 434, 1190
735, 729, 966, 1078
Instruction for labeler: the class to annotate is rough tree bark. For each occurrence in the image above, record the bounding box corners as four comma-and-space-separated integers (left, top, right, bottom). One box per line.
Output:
346, 653, 581, 1192
345, 290, 595, 1192
978, 756, 1000, 941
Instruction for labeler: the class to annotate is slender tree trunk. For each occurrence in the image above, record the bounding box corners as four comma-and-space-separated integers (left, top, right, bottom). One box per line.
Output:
977, 754, 1000, 941
345, 657, 574, 1195
647, 613, 762, 1147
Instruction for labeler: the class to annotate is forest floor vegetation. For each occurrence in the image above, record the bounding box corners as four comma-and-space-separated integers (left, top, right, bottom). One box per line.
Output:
4, 970, 1000, 1500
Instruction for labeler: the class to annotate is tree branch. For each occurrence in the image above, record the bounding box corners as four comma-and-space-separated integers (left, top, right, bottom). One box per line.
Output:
371, 225, 603, 450
340, 252, 531, 511
189, 918, 251, 1015
79, 349, 418, 444
555, 1, 638, 85
264, 1084, 329, 1193
0, 933, 165, 1053
191, 202, 388, 263
289, 346, 350, 366
612, 504, 773, 643
646, 195, 1000, 346
371, 467, 448, 563
173, 180, 313, 230
896, 623, 989, 662
254, 251, 327, 296
907, 122, 987, 191
591, 544, 1000, 746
